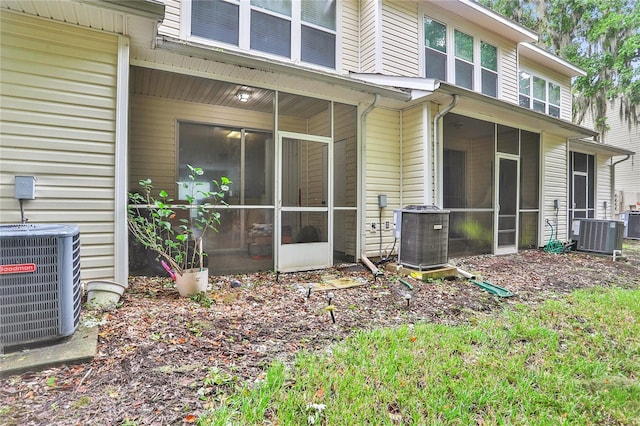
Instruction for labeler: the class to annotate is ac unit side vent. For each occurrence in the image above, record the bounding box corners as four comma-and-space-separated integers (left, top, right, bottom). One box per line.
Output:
621, 211, 640, 240
576, 219, 624, 255
398, 205, 450, 270
0, 224, 81, 350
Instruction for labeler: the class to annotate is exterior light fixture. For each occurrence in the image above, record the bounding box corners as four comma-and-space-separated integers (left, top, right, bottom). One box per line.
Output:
236, 90, 251, 102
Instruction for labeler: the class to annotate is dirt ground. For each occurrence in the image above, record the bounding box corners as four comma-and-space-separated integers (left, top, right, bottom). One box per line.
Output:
2, 240, 639, 425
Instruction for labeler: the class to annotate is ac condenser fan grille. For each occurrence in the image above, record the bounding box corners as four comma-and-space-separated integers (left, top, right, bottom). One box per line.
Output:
0, 224, 81, 350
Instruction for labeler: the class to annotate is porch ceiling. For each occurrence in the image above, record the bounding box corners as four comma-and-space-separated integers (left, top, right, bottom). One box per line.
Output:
131, 67, 334, 119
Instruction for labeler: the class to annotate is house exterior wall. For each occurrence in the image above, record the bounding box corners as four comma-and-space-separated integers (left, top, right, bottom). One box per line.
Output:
381, 0, 419, 77
582, 97, 640, 212
158, 0, 180, 38
519, 57, 573, 122
342, 0, 361, 73
401, 104, 429, 206
596, 154, 612, 219
541, 133, 569, 241
0, 10, 120, 281
359, 0, 381, 74
364, 107, 400, 256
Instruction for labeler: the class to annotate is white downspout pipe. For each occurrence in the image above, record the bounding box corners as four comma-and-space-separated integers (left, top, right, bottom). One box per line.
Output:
433, 95, 458, 206
360, 94, 382, 277
611, 155, 631, 218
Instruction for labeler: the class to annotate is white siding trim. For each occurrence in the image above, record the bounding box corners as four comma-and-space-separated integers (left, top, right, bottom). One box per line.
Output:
115, 35, 130, 285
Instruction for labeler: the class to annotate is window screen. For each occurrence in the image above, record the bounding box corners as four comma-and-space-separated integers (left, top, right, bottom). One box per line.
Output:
191, 0, 239, 45
250, 10, 291, 58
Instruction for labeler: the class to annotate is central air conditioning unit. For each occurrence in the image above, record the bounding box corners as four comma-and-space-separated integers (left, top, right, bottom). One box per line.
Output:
620, 210, 640, 240
1, 224, 81, 351
573, 219, 624, 255
396, 205, 450, 270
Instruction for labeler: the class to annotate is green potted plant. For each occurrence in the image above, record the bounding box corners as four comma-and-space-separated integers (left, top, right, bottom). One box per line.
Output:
127, 165, 231, 296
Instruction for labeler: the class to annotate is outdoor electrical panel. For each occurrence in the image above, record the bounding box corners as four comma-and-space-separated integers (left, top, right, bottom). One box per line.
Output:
378, 194, 387, 209
14, 176, 36, 200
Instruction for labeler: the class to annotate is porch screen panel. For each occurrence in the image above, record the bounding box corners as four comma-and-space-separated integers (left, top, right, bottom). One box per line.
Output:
519, 130, 539, 248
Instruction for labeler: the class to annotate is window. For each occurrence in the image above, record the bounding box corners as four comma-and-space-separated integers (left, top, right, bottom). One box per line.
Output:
189, 0, 336, 69
455, 30, 474, 89
424, 18, 447, 80
481, 42, 498, 97
519, 71, 561, 117
424, 17, 498, 97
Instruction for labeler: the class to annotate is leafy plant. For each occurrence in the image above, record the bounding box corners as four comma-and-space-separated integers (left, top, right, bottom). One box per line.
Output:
128, 165, 231, 276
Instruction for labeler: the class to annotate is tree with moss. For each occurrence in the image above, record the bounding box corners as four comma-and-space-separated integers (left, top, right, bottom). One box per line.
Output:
481, 0, 639, 142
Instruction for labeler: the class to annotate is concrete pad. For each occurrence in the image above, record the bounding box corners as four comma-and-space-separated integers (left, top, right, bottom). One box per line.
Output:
393, 264, 459, 280
0, 326, 98, 376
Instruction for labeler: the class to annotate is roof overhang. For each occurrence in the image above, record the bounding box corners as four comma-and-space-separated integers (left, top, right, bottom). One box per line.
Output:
350, 73, 598, 139
433, 0, 538, 43
79, 0, 165, 20
569, 139, 635, 157
155, 37, 412, 103
1, 0, 165, 32
519, 43, 586, 77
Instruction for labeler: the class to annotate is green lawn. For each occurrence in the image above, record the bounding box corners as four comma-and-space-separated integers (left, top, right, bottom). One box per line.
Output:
199, 287, 640, 425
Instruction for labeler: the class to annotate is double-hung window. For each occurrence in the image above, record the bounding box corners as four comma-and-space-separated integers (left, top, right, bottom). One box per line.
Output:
424, 16, 498, 97
519, 71, 561, 118
190, 0, 336, 69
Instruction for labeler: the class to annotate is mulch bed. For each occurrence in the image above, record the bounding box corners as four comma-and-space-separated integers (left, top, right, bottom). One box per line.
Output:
2, 242, 639, 425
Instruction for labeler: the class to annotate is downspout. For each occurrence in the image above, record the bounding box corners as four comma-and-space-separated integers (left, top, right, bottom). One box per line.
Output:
611, 155, 631, 218
360, 94, 382, 278
433, 95, 458, 206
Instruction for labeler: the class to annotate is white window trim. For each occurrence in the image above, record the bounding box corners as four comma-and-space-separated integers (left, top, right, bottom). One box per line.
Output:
420, 13, 501, 98
519, 69, 561, 117
180, 0, 339, 72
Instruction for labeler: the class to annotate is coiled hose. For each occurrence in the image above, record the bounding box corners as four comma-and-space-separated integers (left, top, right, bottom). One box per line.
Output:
544, 219, 567, 254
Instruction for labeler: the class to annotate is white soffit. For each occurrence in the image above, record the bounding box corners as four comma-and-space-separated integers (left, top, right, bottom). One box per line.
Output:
434, 0, 538, 43
569, 139, 635, 157
519, 43, 586, 77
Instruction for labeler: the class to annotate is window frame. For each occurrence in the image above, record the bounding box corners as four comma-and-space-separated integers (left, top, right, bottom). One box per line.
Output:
422, 15, 500, 97
181, 0, 339, 70
518, 69, 562, 118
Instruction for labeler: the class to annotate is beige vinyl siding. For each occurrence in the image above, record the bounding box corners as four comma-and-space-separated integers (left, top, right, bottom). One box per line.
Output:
364, 108, 400, 256
541, 133, 568, 242
129, 94, 275, 196
596, 154, 612, 219
0, 11, 119, 281
359, 0, 380, 73
157, 0, 180, 38
401, 104, 428, 205
582, 97, 640, 210
381, 0, 418, 76
341, 0, 361, 73
500, 41, 518, 104
519, 57, 573, 122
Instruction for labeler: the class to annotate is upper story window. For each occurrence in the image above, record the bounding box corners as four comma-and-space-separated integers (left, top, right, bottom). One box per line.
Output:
190, 0, 336, 69
424, 16, 498, 97
519, 71, 561, 118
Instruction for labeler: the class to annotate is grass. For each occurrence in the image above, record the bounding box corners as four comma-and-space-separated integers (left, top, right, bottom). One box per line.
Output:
199, 287, 640, 425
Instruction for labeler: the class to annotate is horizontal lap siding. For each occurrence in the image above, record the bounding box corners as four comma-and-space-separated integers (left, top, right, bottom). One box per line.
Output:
596, 155, 612, 218
341, 0, 360, 73
359, 0, 379, 73
365, 108, 400, 256
402, 105, 427, 205
157, 0, 180, 38
542, 133, 568, 242
500, 41, 518, 104
0, 11, 118, 281
382, 0, 418, 76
